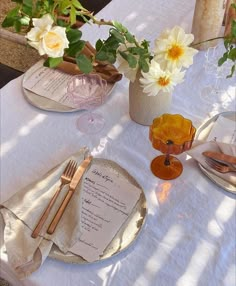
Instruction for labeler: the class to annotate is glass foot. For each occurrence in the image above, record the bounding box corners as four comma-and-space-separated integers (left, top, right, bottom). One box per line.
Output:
76, 112, 105, 134
150, 155, 183, 180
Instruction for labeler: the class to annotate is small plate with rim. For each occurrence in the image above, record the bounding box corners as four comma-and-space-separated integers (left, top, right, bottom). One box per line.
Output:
22, 60, 116, 113
195, 111, 236, 194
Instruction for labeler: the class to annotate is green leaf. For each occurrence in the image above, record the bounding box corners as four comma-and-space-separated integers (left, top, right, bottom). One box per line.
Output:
112, 21, 127, 33
22, 0, 33, 16
2, 17, 15, 28
104, 36, 120, 50
139, 57, 149, 72
95, 39, 103, 52
119, 51, 137, 68
6, 6, 20, 17
44, 57, 63, 68
110, 28, 125, 43
56, 19, 68, 27
96, 49, 109, 61
231, 20, 236, 38
67, 40, 85, 57
224, 38, 230, 50
218, 52, 228, 66
106, 52, 116, 64
72, 0, 85, 10
14, 19, 22, 32
76, 54, 93, 73
226, 64, 235, 78
141, 39, 150, 50
66, 28, 82, 44
70, 5, 77, 25
60, 0, 71, 11
124, 31, 136, 43
228, 48, 236, 61
127, 46, 147, 55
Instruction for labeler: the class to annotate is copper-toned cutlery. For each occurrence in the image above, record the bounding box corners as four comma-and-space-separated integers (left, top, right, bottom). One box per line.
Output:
31, 160, 77, 238
47, 156, 93, 235
205, 157, 236, 173
202, 151, 236, 165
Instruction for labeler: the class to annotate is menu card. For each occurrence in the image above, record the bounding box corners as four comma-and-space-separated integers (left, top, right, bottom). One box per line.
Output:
69, 163, 141, 262
23, 61, 76, 108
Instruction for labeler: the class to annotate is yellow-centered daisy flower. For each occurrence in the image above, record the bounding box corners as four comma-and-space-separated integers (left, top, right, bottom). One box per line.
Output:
140, 60, 185, 96
154, 26, 198, 69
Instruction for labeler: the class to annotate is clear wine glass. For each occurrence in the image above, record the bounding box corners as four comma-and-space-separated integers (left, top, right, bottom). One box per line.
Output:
200, 45, 225, 103
67, 74, 108, 134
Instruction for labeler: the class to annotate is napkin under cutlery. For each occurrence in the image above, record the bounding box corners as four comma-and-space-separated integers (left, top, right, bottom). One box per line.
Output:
187, 140, 236, 186
187, 114, 236, 187
0, 147, 89, 279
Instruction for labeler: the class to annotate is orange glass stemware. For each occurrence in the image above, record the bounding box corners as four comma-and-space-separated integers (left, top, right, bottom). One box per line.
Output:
149, 114, 196, 180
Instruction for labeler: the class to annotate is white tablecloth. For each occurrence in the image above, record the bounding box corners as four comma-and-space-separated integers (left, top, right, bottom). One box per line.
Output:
1, 0, 236, 285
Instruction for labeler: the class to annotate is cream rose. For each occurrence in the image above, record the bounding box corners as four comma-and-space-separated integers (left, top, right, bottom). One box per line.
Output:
26, 14, 69, 58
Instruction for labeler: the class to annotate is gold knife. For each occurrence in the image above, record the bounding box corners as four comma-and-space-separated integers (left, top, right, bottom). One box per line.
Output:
202, 151, 236, 165
47, 155, 93, 235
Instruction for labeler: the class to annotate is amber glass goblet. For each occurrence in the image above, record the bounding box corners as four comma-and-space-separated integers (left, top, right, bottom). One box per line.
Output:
149, 114, 196, 180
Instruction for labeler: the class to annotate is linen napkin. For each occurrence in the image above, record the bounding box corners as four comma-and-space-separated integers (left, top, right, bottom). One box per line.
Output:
187, 114, 236, 186
187, 140, 236, 186
57, 42, 123, 83
0, 147, 89, 279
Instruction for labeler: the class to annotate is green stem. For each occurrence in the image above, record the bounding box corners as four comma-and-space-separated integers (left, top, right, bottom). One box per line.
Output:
192, 36, 226, 47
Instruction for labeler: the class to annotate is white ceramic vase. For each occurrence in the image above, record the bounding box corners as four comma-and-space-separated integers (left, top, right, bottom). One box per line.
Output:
129, 73, 172, 126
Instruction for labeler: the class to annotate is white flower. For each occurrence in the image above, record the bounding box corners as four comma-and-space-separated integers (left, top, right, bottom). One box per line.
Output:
139, 60, 185, 96
154, 26, 198, 69
26, 14, 69, 58
116, 42, 139, 82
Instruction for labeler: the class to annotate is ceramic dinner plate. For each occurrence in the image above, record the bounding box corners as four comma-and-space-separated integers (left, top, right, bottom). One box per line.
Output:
49, 158, 147, 264
195, 111, 236, 194
22, 60, 116, 112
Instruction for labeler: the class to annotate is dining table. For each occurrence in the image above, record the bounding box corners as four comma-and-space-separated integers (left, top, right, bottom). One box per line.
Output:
0, 0, 235, 285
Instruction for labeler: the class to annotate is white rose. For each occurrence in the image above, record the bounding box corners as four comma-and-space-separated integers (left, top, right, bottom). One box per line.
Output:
26, 14, 69, 58
41, 26, 69, 57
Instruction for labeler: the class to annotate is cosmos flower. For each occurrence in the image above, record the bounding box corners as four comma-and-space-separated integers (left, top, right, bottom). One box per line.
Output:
140, 60, 185, 96
153, 26, 198, 69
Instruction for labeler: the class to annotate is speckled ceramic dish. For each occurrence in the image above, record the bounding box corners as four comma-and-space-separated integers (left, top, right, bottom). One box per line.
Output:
22, 60, 115, 112
49, 158, 147, 264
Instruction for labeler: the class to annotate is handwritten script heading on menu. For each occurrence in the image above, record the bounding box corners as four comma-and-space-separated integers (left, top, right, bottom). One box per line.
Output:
69, 162, 141, 262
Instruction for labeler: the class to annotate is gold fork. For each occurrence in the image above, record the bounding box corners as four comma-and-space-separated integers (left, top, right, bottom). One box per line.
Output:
31, 159, 77, 238
205, 157, 236, 173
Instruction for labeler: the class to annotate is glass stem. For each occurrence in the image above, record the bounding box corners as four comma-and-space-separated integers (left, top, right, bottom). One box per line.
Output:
164, 153, 170, 166
87, 110, 94, 122
164, 140, 173, 166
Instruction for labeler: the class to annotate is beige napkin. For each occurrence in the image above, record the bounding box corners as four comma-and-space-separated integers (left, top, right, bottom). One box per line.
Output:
187, 140, 236, 186
0, 147, 89, 279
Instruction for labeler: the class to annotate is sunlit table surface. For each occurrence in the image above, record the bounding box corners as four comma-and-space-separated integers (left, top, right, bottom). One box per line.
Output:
1, 0, 236, 285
